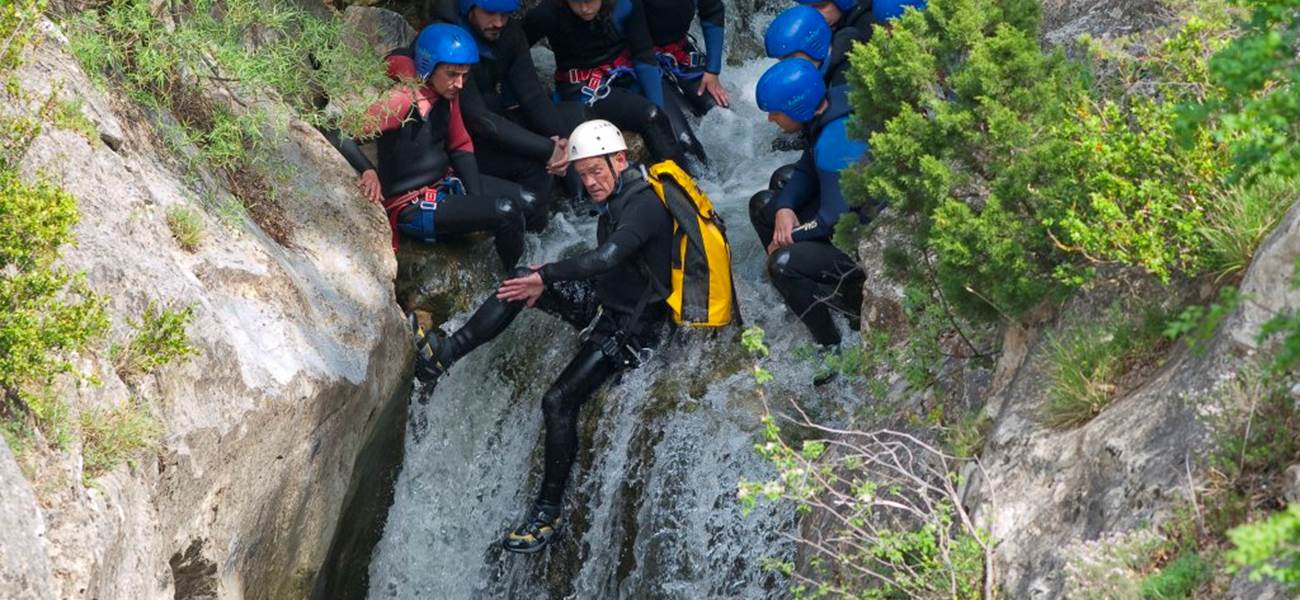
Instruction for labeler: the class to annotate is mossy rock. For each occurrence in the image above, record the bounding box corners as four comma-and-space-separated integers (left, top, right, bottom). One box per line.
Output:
394, 235, 500, 325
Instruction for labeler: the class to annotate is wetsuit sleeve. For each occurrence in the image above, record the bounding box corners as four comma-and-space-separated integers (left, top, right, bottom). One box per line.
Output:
505, 28, 566, 139
447, 98, 483, 193
540, 193, 666, 282
698, 0, 725, 74
336, 137, 376, 174
773, 150, 818, 212
459, 70, 555, 160
794, 117, 870, 242
621, 0, 666, 107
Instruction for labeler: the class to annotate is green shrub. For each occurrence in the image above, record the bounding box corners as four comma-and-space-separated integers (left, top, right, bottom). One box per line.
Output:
80, 397, 160, 479
1225, 504, 1300, 587
1042, 306, 1169, 428
165, 204, 204, 251
43, 94, 98, 143
1140, 552, 1212, 599
1163, 286, 1243, 351
1193, 0, 1300, 182
112, 302, 197, 379
0, 0, 44, 74
842, 0, 1237, 320
0, 168, 109, 447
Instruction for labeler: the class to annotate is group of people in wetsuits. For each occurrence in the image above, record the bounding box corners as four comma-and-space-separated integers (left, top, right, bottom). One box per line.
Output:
333, 0, 925, 556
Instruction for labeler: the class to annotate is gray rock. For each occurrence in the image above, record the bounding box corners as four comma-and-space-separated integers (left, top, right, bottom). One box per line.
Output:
1285, 464, 1300, 505
1227, 570, 1289, 600
342, 6, 417, 59
0, 443, 56, 600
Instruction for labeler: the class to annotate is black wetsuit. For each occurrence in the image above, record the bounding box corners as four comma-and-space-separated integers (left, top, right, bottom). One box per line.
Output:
837, 2, 874, 42
335, 55, 533, 270
524, 0, 690, 169
459, 17, 571, 230
750, 86, 869, 346
430, 165, 673, 506
643, 0, 722, 164
824, 26, 860, 86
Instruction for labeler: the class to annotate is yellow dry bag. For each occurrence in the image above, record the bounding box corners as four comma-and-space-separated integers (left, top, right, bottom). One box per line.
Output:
644, 160, 738, 328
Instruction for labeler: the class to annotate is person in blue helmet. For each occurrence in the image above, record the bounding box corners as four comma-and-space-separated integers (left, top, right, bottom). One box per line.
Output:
750, 59, 874, 379
765, 4, 859, 87
335, 24, 529, 269
454, 0, 575, 230
795, 0, 873, 43
523, 0, 697, 170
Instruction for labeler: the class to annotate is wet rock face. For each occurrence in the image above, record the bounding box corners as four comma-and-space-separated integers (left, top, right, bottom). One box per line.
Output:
0, 444, 56, 600
0, 18, 411, 600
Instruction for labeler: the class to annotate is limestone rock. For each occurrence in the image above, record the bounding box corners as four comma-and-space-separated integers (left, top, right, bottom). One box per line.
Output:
1, 20, 411, 599
1285, 464, 1300, 506
0, 443, 56, 600
342, 5, 417, 58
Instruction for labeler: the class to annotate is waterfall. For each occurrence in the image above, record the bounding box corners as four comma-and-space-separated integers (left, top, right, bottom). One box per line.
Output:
367, 10, 868, 598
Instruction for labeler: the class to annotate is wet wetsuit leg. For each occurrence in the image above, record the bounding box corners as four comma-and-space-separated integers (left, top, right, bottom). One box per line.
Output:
661, 80, 710, 166
396, 192, 526, 271
671, 74, 717, 117
561, 87, 690, 170
480, 170, 551, 234
748, 181, 820, 249
766, 241, 866, 347
537, 340, 620, 505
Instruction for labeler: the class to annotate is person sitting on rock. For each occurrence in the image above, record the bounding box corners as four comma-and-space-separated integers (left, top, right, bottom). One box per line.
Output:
412, 119, 675, 554
336, 23, 535, 270
642, 0, 727, 162
750, 59, 873, 378
523, 0, 694, 170
765, 5, 858, 87
456, 0, 575, 230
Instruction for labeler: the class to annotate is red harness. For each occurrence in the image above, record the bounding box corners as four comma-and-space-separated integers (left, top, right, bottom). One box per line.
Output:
555, 51, 635, 105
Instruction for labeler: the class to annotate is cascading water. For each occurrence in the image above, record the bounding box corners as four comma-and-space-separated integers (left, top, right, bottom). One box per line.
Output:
367, 13, 868, 599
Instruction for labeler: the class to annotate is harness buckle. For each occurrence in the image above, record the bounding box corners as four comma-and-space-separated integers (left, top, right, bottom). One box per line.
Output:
567, 68, 580, 83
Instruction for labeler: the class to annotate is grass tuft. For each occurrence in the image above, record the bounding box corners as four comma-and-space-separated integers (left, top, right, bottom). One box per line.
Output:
80, 397, 161, 479
111, 302, 197, 380
1200, 176, 1300, 278
165, 204, 204, 251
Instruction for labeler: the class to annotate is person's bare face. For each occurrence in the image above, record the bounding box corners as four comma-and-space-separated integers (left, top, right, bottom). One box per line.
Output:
429, 63, 472, 99
575, 152, 627, 202
768, 111, 803, 134
566, 0, 601, 21
811, 1, 843, 27
468, 7, 509, 41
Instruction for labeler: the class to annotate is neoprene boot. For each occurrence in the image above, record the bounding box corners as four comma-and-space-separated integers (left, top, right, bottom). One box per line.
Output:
503, 501, 563, 554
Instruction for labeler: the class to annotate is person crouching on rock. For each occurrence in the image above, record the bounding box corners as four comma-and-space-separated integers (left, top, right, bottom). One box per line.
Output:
750, 59, 876, 385
412, 119, 674, 554
335, 23, 531, 271
457, 0, 573, 231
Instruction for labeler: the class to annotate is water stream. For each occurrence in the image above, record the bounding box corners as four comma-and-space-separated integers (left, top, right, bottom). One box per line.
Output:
367, 14, 867, 598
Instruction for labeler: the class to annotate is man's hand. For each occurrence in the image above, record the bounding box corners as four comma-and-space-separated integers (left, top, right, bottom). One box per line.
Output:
767, 208, 798, 254
496, 267, 545, 307
546, 137, 569, 176
698, 72, 730, 108
358, 169, 383, 204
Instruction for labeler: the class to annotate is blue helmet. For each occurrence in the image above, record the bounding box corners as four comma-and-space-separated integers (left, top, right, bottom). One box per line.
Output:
765, 6, 832, 62
756, 58, 827, 123
872, 0, 926, 22
414, 23, 480, 79
795, 0, 857, 13
459, 0, 520, 17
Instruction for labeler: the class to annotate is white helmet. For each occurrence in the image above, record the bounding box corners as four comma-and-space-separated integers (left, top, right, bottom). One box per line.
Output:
567, 119, 627, 162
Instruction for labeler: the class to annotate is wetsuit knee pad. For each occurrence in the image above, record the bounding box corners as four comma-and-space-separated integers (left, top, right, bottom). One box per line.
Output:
516, 188, 550, 233
749, 190, 775, 222
769, 164, 798, 192
767, 247, 796, 280
493, 195, 525, 229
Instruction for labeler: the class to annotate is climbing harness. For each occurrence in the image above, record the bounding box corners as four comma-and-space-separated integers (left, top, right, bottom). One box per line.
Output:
555, 52, 635, 106
655, 38, 706, 82
383, 176, 466, 246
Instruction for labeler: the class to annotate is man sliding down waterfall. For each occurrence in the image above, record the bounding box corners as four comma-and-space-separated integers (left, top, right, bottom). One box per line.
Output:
411, 120, 676, 554
750, 58, 878, 386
